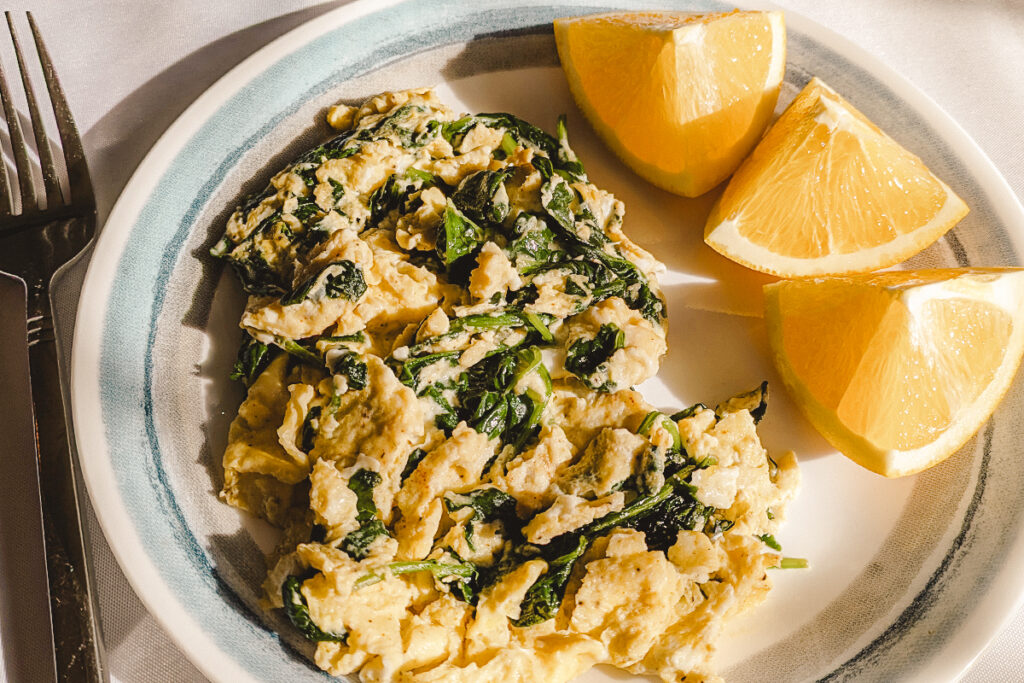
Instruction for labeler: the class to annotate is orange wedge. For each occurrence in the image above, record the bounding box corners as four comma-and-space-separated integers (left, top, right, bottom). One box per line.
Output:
765, 269, 1024, 476
706, 78, 969, 277
554, 10, 786, 197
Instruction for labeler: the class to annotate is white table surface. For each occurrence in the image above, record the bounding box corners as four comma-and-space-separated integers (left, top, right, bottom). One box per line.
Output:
0, 1, 1021, 681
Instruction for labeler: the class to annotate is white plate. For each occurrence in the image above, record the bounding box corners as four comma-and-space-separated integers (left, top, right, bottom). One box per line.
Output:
70, 1, 1024, 681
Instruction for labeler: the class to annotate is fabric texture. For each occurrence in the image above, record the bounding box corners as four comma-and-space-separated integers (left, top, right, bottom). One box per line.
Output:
0, 1, 1021, 682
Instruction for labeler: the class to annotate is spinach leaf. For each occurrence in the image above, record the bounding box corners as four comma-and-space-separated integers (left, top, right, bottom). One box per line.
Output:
434, 116, 475, 147
290, 197, 321, 223
564, 323, 625, 392
511, 461, 726, 626
368, 174, 405, 225
452, 169, 512, 226
280, 260, 367, 306
758, 534, 782, 551
401, 448, 427, 482
507, 214, 566, 275
329, 351, 368, 391
475, 112, 559, 159
300, 406, 322, 453
622, 483, 716, 551
635, 445, 667, 496
276, 337, 321, 366
537, 175, 666, 323
446, 308, 553, 343
299, 132, 359, 164
492, 131, 518, 160
424, 383, 460, 432
355, 557, 479, 601
229, 335, 276, 385
354, 103, 424, 146
511, 535, 587, 627
637, 411, 682, 452
671, 402, 709, 422
444, 487, 521, 550
390, 350, 461, 390
436, 200, 485, 267
555, 115, 587, 182
340, 469, 390, 560
211, 212, 292, 296
444, 487, 519, 525
282, 575, 347, 642
405, 166, 437, 185
322, 331, 366, 344
461, 347, 551, 447
716, 381, 769, 423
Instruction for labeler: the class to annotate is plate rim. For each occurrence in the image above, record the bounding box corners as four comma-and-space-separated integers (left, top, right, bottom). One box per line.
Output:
69, 1, 1024, 681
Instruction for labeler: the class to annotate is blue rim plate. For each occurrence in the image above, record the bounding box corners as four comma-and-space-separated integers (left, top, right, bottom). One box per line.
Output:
70, 1, 1024, 681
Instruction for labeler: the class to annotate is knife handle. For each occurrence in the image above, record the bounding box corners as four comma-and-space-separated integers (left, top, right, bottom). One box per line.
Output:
27, 296, 107, 683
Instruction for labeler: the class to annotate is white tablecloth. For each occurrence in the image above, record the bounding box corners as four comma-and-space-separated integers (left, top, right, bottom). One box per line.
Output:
0, 1, 1021, 681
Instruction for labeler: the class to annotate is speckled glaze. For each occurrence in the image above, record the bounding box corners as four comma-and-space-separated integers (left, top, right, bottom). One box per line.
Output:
70, 1, 1024, 682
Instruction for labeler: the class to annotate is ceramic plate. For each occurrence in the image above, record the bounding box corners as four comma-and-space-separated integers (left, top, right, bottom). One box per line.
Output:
70, 1, 1024, 681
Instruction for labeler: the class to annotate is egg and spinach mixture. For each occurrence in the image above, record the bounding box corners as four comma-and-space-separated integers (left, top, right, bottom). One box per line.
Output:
212, 89, 800, 683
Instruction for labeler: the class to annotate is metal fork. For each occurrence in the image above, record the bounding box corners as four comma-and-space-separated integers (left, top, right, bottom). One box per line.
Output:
0, 11, 106, 683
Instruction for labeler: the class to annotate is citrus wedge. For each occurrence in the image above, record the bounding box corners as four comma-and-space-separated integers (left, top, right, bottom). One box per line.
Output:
765, 269, 1024, 477
554, 10, 786, 197
706, 78, 969, 277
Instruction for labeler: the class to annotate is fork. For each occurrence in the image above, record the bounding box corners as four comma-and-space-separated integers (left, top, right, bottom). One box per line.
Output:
0, 11, 106, 682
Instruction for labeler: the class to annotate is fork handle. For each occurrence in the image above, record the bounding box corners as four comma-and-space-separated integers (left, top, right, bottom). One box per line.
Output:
27, 297, 107, 683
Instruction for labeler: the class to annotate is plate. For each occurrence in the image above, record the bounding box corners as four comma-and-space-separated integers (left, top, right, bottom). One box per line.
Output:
70, 1, 1024, 681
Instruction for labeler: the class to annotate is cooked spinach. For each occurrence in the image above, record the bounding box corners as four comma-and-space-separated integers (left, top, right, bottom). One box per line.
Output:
229, 335, 276, 385
280, 260, 367, 306
436, 200, 486, 267
636, 445, 667, 497
299, 132, 359, 165
507, 214, 565, 275
511, 459, 725, 627
637, 411, 683, 452
758, 533, 782, 551
564, 323, 625, 391
537, 174, 666, 323
300, 406, 322, 453
329, 351, 368, 391
433, 116, 475, 147
368, 174, 407, 225
391, 351, 461, 390
340, 469, 390, 560
777, 557, 808, 569
355, 557, 479, 601
276, 337, 321, 366
405, 166, 437, 185
452, 169, 512, 226
461, 347, 551, 447
476, 112, 560, 159
671, 402, 709, 422
511, 535, 587, 627
291, 197, 321, 223
282, 575, 347, 642
210, 212, 292, 296
354, 103, 424, 147
444, 487, 520, 550
716, 381, 768, 423
401, 448, 427, 482
554, 115, 587, 182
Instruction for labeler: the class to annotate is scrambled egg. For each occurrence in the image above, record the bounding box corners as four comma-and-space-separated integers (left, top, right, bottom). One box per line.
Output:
212, 89, 800, 683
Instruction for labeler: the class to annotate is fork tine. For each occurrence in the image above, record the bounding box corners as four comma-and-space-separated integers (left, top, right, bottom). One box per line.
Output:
0, 30, 37, 214
27, 11, 92, 209
0, 135, 11, 217
7, 12, 62, 209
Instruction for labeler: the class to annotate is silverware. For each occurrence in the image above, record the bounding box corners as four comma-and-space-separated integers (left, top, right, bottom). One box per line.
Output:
0, 11, 106, 682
